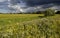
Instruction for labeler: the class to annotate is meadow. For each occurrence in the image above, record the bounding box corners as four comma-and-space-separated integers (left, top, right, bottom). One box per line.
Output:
0, 14, 60, 38
0, 14, 42, 25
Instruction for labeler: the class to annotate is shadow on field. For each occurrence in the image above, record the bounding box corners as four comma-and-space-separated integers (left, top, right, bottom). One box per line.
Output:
38, 16, 46, 18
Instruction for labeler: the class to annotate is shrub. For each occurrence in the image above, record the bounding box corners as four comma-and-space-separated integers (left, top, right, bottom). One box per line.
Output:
44, 9, 55, 16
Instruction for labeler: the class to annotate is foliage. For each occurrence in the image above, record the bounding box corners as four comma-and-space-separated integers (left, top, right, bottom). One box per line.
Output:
56, 11, 60, 14
44, 9, 56, 16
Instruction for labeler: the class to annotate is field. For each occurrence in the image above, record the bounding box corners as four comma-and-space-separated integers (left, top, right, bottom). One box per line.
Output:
0, 14, 60, 38
0, 14, 43, 25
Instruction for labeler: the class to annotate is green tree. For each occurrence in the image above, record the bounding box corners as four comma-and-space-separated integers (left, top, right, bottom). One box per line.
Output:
44, 9, 55, 16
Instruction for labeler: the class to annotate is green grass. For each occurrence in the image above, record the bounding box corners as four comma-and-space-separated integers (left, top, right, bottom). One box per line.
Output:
0, 14, 43, 25
0, 14, 60, 38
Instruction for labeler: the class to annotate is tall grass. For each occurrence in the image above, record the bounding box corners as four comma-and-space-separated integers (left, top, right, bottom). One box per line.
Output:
0, 14, 60, 38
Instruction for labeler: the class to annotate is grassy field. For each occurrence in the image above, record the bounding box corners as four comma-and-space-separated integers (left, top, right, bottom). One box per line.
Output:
0, 14, 43, 25
0, 14, 60, 38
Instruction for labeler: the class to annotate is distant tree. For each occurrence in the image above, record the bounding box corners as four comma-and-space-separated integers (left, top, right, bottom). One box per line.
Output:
36, 11, 42, 14
56, 11, 60, 14
44, 9, 56, 16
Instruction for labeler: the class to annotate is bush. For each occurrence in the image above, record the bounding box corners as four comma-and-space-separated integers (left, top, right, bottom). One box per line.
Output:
44, 9, 55, 16
56, 11, 60, 14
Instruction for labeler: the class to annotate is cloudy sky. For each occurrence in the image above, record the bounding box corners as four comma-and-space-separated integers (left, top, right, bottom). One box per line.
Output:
0, 0, 60, 13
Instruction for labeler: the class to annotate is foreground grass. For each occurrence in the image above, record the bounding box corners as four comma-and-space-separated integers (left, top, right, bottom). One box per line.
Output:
0, 14, 60, 38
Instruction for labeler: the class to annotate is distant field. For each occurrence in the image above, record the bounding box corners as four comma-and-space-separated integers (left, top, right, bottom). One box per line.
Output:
0, 14, 60, 38
0, 14, 43, 25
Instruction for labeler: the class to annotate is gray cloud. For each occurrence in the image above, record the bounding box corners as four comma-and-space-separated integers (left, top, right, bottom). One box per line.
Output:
0, 0, 11, 13
8, 0, 60, 13
10, 0, 60, 6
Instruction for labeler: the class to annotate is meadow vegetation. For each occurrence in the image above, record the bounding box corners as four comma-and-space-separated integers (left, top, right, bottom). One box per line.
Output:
0, 9, 60, 38
0, 14, 60, 38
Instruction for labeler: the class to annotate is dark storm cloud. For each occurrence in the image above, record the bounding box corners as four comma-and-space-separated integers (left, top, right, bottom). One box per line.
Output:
9, 0, 60, 12
22, 0, 60, 6
10, 0, 60, 7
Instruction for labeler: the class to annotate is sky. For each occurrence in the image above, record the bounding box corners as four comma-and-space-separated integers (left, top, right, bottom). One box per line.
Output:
0, 0, 6, 2
0, 0, 60, 13
0, 0, 9, 13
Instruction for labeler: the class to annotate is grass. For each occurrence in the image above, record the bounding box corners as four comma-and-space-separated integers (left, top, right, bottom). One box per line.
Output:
0, 14, 43, 25
0, 14, 60, 38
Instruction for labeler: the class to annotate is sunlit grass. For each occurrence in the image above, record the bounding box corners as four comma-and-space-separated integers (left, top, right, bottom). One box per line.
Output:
0, 14, 60, 38
0, 14, 43, 25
